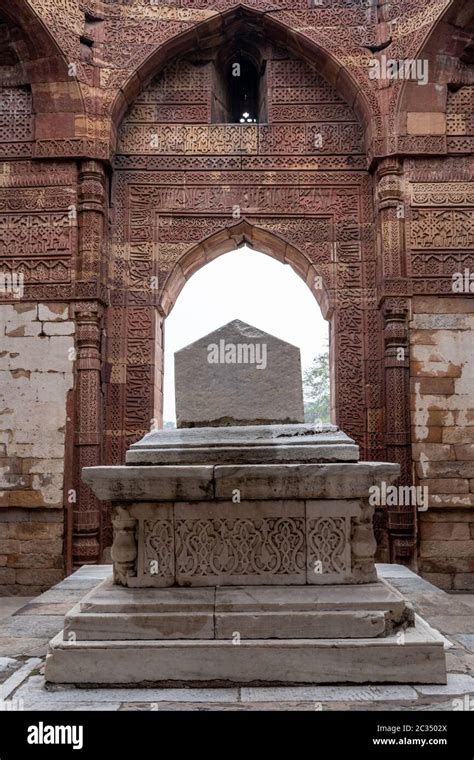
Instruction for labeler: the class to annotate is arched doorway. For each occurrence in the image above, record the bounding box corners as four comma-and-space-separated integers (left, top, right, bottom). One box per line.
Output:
103, 9, 381, 557
161, 241, 330, 427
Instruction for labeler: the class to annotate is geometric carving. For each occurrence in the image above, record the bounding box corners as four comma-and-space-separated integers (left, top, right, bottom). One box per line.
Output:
307, 516, 350, 574
410, 209, 474, 249
271, 60, 340, 92
0, 214, 71, 256
410, 182, 474, 207
0, 87, 32, 143
175, 517, 306, 581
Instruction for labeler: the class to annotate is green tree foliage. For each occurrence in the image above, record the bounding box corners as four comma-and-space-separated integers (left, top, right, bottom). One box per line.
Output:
303, 351, 330, 423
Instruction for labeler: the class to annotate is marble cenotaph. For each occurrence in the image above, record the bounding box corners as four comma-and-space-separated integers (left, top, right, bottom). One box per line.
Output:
45, 321, 446, 685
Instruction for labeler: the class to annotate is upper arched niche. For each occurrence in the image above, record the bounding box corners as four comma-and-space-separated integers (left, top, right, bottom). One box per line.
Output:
113, 16, 371, 322
0, 0, 84, 140
111, 5, 376, 152
159, 220, 332, 322
395, 0, 474, 141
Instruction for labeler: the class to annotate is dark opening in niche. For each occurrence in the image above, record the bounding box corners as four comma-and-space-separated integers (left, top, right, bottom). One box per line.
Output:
211, 41, 266, 124
228, 56, 260, 123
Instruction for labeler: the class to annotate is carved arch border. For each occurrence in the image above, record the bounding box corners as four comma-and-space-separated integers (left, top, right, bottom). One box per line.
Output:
159, 218, 333, 320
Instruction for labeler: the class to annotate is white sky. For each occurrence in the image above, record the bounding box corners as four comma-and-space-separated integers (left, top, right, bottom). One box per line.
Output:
163, 246, 329, 423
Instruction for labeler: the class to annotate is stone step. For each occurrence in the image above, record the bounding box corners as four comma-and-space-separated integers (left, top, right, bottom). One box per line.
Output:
64, 578, 412, 641
80, 578, 408, 615
45, 615, 447, 686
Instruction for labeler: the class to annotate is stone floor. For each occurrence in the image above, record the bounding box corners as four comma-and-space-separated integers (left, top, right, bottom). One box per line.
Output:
0, 564, 473, 711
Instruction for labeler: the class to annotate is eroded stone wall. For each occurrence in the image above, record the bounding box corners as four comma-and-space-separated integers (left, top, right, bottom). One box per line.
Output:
410, 296, 474, 590
0, 302, 74, 593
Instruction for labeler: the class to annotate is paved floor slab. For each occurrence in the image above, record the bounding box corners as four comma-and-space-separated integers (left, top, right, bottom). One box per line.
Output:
0, 563, 472, 710
0, 597, 33, 621
415, 673, 474, 696
240, 685, 419, 702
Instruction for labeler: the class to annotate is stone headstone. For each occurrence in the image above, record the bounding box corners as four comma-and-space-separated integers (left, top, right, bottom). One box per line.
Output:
174, 319, 304, 428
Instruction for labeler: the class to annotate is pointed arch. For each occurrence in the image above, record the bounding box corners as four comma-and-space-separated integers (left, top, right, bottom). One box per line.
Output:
159, 218, 332, 321
110, 3, 376, 148
0, 0, 85, 125
0, 0, 70, 73
395, 0, 474, 127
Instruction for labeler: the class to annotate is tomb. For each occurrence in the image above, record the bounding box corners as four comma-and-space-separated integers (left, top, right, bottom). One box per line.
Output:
45, 323, 447, 685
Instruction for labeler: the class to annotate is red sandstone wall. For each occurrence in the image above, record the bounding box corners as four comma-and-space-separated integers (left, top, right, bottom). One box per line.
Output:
0, 0, 472, 589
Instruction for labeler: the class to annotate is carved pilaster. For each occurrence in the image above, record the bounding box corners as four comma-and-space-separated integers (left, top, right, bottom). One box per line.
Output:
382, 297, 415, 563
72, 301, 104, 566
76, 159, 107, 283
111, 506, 138, 586
376, 160, 415, 565
376, 158, 407, 283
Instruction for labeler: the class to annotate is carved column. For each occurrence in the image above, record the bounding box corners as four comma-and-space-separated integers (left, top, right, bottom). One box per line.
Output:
376, 159, 415, 564
71, 160, 107, 566
72, 302, 104, 566
76, 159, 107, 283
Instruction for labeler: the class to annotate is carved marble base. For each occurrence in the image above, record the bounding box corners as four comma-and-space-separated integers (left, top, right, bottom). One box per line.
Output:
82, 425, 400, 587
45, 424, 447, 685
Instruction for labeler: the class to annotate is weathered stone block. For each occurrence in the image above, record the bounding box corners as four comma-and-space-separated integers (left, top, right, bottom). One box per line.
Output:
411, 314, 469, 330
420, 572, 453, 590
407, 112, 446, 134
42, 322, 75, 336
419, 522, 471, 540
7, 522, 63, 540
419, 557, 474, 573
174, 320, 304, 428
454, 444, 474, 460
444, 428, 474, 443
82, 465, 214, 502
412, 443, 454, 461
428, 494, 474, 508
0, 568, 15, 584
6, 552, 61, 569
411, 377, 455, 395
19, 539, 63, 554
453, 574, 474, 591
420, 540, 474, 558
417, 461, 474, 478
15, 568, 64, 585
424, 478, 469, 494
0, 336, 74, 373
38, 304, 68, 322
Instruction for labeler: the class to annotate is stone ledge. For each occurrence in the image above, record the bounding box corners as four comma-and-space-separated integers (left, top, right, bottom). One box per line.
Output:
82, 462, 400, 502
44, 615, 447, 686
